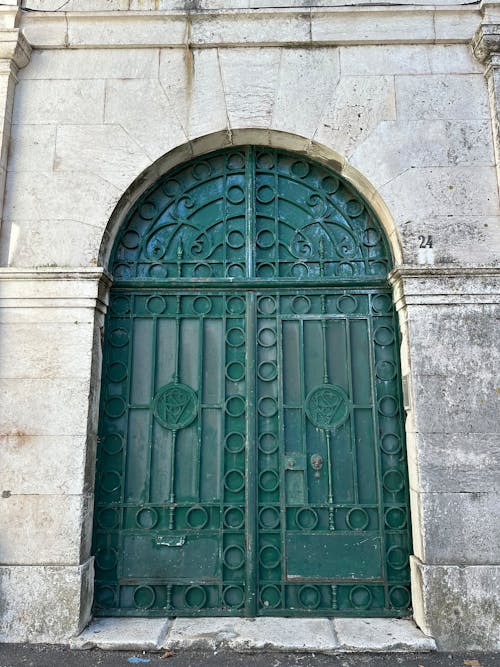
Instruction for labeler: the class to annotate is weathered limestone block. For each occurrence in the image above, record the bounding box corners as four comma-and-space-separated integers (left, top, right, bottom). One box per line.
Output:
0, 494, 93, 565
340, 44, 483, 76
13, 79, 105, 124
411, 557, 500, 650
164, 617, 339, 651
410, 372, 498, 434
8, 123, 56, 174
0, 320, 94, 379
218, 48, 281, 129
0, 378, 94, 436
315, 75, 396, 158
311, 9, 436, 43
410, 432, 500, 493
3, 170, 121, 227
404, 303, 500, 377
54, 124, 151, 191
0, 435, 87, 495
19, 48, 159, 80
159, 48, 227, 139
1, 218, 107, 268
395, 74, 490, 120
412, 491, 500, 565
397, 215, 500, 267
104, 78, 187, 161
351, 119, 494, 188
0, 561, 93, 643
379, 166, 499, 223
191, 12, 309, 46
273, 48, 340, 138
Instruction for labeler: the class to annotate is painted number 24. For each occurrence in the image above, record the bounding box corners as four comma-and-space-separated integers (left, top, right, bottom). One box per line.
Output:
418, 235, 433, 248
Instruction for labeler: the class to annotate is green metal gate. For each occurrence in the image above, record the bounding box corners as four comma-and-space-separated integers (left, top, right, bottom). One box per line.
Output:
93, 147, 412, 617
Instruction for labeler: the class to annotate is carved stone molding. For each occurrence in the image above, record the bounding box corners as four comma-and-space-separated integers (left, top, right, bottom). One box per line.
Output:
472, 23, 500, 65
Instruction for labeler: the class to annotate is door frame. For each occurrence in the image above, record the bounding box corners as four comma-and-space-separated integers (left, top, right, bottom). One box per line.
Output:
92, 132, 416, 618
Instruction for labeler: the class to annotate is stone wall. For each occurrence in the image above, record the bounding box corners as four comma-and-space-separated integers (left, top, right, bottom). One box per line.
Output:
0, 0, 498, 649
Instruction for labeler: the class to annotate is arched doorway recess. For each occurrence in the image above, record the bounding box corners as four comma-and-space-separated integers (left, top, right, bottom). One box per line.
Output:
93, 146, 412, 617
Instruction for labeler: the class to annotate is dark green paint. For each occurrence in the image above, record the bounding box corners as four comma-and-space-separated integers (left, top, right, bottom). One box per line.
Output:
93, 147, 412, 617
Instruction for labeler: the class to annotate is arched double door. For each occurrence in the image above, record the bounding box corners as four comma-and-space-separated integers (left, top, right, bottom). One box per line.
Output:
93, 147, 411, 617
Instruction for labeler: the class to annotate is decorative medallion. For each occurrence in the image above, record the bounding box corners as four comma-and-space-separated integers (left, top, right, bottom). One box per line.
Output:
305, 384, 350, 429
153, 383, 198, 430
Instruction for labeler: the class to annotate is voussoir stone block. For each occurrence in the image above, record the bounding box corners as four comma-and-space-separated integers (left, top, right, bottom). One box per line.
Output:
315, 75, 396, 158
218, 48, 281, 129
54, 124, 151, 190
104, 78, 187, 161
159, 48, 227, 139
272, 47, 340, 138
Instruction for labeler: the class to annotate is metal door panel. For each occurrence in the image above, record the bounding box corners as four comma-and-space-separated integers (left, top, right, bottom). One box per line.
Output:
121, 533, 220, 580
286, 533, 382, 580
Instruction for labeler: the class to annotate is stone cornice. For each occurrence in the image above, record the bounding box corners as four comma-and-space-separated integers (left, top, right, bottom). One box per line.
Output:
0, 28, 30, 69
20, 5, 480, 49
0, 266, 112, 284
0, 268, 113, 312
389, 265, 500, 307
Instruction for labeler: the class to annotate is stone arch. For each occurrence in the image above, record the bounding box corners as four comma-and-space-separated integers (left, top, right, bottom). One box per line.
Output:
99, 130, 403, 270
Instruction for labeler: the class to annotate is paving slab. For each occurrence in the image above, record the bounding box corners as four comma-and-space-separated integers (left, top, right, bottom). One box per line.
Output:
70, 617, 170, 650
162, 617, 339, 652
333, 618, 436, 652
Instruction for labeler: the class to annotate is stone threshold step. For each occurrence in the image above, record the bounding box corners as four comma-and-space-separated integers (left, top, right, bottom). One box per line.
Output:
70, 617, 436, 653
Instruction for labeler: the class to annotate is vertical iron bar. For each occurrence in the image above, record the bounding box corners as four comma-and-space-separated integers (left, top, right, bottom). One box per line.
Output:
121, 299, 134, 507
320, 280, 335, 531
345, 317, 359, 504
367, 292, 389, 607
145, 312, 158, 504
245, 147, 255, 279
325, 430, 335, 531
195, 314, 204, 502
169, 430, 177, 529
245, 290, 257, 616
299, 318, 308, 506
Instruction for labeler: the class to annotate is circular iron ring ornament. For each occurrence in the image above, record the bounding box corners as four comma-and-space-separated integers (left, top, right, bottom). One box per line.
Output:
305, 384, 351, 430
153, 382, 198, 430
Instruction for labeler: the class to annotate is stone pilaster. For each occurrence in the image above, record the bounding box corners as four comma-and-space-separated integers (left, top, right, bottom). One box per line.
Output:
473, 22, 500, 194
0, 1, 30, 231
389, 265, 500, 650
0, 268, 111, 642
